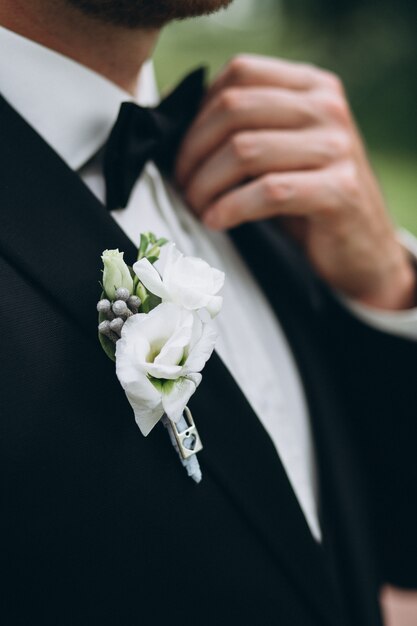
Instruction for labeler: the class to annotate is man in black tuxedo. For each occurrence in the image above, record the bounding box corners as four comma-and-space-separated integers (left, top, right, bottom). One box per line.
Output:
1, 1, 417, 625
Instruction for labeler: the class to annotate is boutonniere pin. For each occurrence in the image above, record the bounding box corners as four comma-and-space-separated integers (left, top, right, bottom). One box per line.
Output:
97, 233, 225, 483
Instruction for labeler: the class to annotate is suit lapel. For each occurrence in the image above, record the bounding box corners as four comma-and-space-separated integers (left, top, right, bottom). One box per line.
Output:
191, 353, 341, 626
231, 223, 354, 621
230, 220, 325, 315
0, 94, 337, 626
0, 94, 137, 340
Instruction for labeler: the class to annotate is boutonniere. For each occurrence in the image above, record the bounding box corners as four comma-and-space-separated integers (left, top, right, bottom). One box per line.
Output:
97, 233, 225, 483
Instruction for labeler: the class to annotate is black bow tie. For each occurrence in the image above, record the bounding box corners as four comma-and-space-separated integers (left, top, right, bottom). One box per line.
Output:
103, 67, 206, 211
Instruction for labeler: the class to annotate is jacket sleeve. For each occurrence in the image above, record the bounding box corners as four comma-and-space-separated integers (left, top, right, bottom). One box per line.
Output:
323, 290, 417, 588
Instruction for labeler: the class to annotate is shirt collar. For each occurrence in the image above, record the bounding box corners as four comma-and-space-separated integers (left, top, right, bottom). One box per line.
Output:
0, 25, 160, 170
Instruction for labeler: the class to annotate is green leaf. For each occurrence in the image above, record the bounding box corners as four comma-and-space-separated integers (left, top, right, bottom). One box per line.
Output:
146, 293, 162, 311
136, 282, 148, 303
156, 238, 169, 248
138, 233, 149, 260
98, 328, 116, 362
146, 255, 159, 265
146, 245, 160, 259
141, 295, 150, 314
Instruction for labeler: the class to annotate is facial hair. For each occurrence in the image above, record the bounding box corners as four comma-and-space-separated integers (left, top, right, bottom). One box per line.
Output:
64, 0, 234, 28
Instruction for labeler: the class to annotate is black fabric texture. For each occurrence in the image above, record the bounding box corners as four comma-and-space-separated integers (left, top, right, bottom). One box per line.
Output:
1, 91, 417, 626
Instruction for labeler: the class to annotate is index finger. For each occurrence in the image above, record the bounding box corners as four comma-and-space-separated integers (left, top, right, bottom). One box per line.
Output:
206, 54, 337, 103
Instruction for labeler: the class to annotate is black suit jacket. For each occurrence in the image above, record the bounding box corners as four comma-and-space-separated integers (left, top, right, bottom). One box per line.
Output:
1, 93, 417, 626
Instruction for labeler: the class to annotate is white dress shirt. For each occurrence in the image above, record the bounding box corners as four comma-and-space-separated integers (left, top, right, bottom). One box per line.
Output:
2, 25, 417, 544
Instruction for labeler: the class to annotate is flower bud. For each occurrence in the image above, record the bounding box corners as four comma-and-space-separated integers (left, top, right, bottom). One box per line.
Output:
101, 249, 133, 301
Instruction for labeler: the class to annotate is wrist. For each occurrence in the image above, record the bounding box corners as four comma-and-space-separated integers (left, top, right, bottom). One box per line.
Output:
356, 243, 417, 311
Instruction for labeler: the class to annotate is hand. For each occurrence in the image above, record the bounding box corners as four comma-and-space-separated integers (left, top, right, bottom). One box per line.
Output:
175, 55, 416, 310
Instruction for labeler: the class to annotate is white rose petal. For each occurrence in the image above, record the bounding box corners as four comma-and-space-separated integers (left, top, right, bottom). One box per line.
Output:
205, 295, 223, 319
162, 374, 202, 423
184, 320, 219, 374
115, 302, 217, 435
115, 339, 164, 436
131, 257, 169, 300
133, 243, 225, 318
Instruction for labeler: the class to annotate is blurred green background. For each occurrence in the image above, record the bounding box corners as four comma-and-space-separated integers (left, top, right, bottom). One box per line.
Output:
153, 0, 416, 233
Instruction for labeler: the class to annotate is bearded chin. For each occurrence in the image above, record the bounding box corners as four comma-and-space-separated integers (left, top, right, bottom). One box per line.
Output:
65, 0, 234, 28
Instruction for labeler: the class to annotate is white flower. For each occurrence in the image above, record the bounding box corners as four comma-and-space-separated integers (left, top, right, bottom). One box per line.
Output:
115, 302, 217, 436
102, 249, 133, 301
133, 243, 225, 318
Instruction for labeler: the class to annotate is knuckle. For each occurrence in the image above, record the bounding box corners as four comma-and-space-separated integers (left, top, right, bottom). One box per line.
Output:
322, 70, 345, 93
304, 63, 345, 91
298, 99, 319, 126
318, 132, 352, 163
337, 163, 361, 199
229, 132, 259, 167
317, 92, 350, 124
298, 62, 321, 83
299, 62, 340, 90
216, 88, 242, 115
226, 54, 253, 82
262, 175, 293, 204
